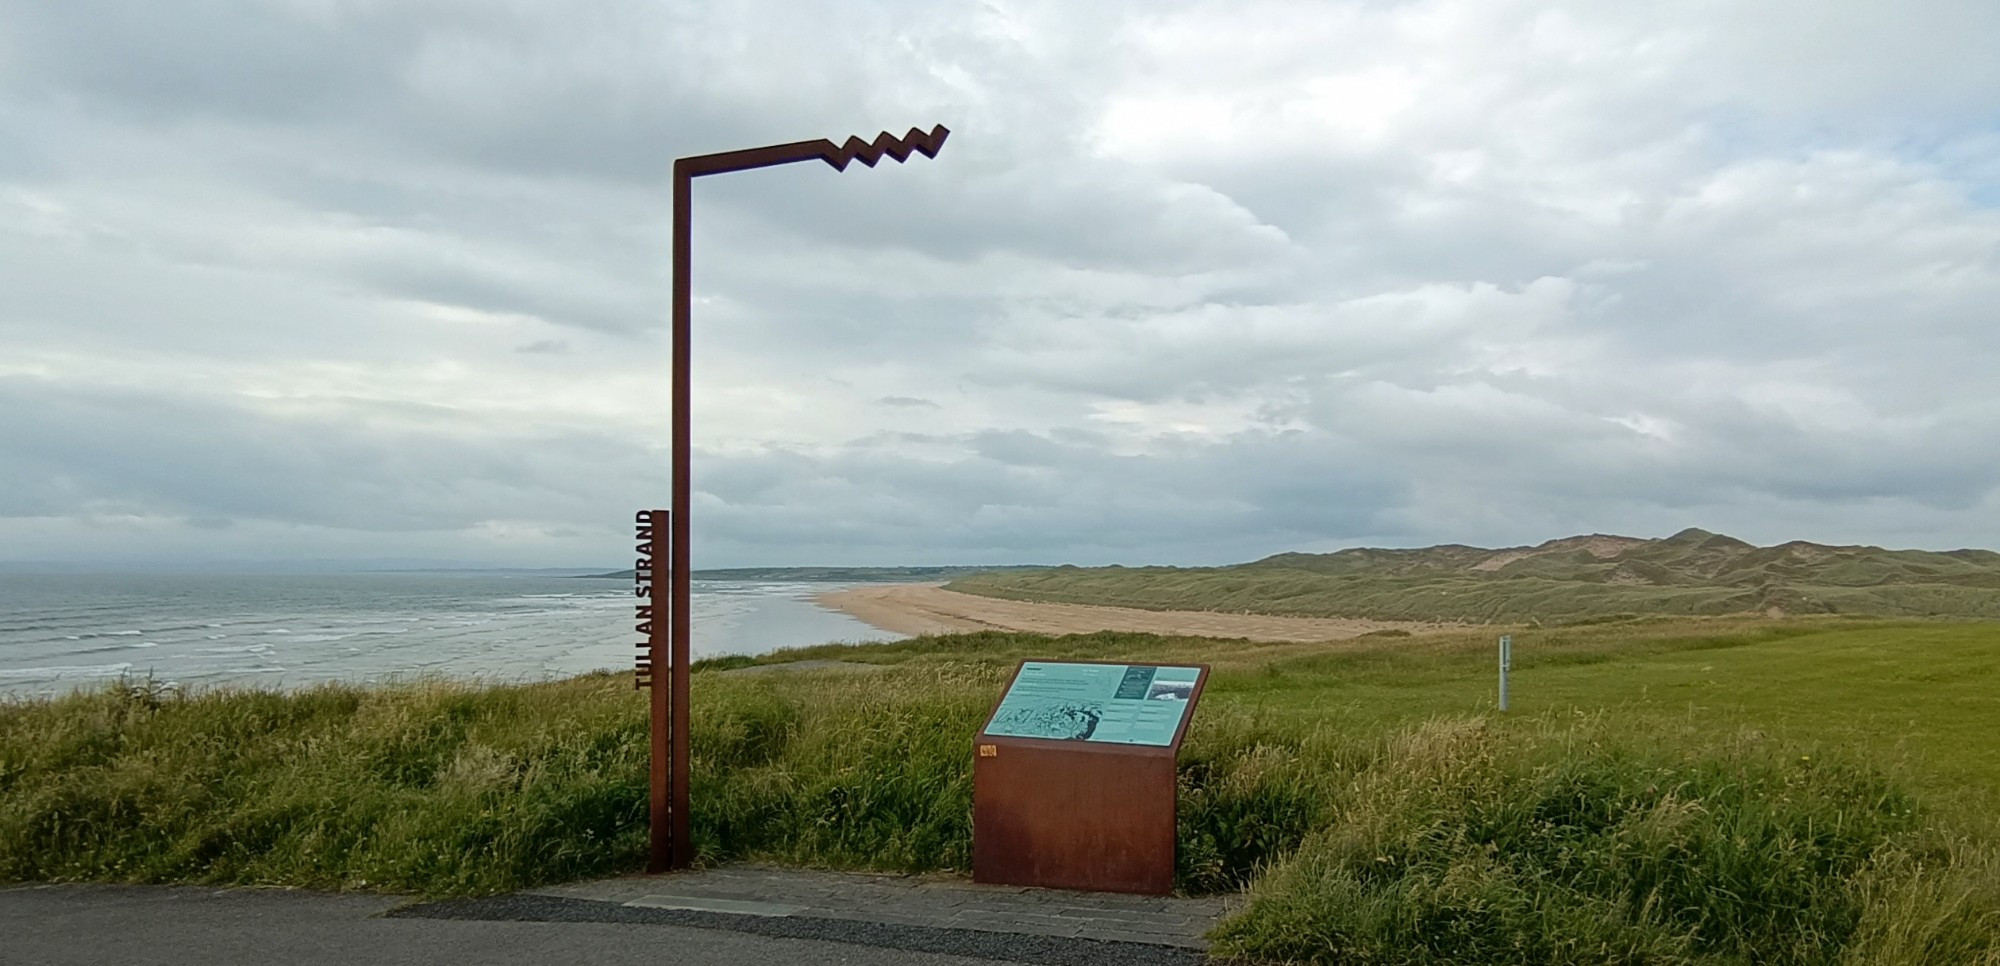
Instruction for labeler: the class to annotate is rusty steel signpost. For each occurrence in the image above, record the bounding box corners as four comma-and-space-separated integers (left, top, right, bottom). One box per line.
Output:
640, 125, 949, 873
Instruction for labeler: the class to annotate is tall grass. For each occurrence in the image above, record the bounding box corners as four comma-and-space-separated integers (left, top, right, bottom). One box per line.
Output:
687, 663, 997, 870
0, 675, 650, 893
3, 625, 1997, 963
1208, 715, 2000, 964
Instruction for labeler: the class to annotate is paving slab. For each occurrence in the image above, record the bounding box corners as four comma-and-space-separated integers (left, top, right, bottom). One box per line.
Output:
529, 863, 1237, 951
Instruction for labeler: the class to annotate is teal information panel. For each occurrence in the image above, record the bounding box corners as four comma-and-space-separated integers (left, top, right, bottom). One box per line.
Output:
982, 662, 1202, 746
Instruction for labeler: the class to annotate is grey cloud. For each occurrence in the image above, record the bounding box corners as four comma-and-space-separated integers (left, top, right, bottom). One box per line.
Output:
691, 427, 1398, 565
0, 0, 1023, 185
0, 2, 410, 123
3, 0, 1999, 568
1301, 370, 2000, 519
0, 378, 653, 533
0, 108, 55, 181
352, 248, 649, 335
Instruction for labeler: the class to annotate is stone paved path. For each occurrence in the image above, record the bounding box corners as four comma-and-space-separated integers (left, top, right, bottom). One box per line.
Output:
531, 864, 1238, 950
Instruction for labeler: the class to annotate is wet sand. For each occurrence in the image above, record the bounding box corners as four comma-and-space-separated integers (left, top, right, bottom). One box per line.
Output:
815, 583, 1440, 642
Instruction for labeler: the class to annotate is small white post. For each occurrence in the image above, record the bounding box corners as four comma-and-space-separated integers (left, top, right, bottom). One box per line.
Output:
1498, 634, 1512, 712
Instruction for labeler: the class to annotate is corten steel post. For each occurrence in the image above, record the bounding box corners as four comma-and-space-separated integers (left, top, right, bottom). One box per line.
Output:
653, 124, 949, 873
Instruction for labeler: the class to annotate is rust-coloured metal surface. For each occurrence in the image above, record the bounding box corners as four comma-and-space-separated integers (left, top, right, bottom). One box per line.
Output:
651, 124, 948, 874
972, 661, 1210, 895
633, 510, 670, 873
975, 739, 1179, 894
676, 125, 949, 178
632, 511, 661, 692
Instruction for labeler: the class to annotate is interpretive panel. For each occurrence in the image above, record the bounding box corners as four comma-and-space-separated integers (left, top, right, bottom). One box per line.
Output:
981, 662, 1202, 747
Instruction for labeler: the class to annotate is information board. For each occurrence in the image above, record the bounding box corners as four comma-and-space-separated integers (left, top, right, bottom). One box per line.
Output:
981, 662, 1202, 747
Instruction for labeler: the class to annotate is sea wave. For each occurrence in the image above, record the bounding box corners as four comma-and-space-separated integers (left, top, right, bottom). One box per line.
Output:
0, 662, 134, 680
66, 641, 162, 656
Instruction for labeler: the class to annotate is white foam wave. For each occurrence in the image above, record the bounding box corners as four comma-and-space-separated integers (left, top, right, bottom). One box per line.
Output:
0, 662, 133, 680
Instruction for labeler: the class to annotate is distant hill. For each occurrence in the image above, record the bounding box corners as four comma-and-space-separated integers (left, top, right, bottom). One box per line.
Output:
943, 529, 2000, 623
576, 565, 1046, 582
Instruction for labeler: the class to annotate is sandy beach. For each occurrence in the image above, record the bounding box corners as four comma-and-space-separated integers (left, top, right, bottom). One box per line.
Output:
816, 583, 1440, 642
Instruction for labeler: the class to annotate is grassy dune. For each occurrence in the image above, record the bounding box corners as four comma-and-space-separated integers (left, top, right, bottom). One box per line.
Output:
944, 529, 2000, 622
3, 618, 1997, 962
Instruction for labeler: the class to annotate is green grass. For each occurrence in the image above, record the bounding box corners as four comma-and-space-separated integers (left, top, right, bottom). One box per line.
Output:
1205, 716, 1998, 964
0, 675, 652, 893
3, 617, 1997, 962
1216, 621, 2000, 811
947, 566, 2000, 622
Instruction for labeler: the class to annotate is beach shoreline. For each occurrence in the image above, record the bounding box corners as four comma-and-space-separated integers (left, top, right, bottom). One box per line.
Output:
814, 583, 1444, 642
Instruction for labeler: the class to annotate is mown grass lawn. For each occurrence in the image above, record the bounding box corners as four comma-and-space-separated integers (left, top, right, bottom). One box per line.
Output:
1205, 620, 2000, 809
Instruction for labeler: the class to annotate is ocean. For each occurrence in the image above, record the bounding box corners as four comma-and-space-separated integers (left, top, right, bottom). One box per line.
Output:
0, 571, 903, 698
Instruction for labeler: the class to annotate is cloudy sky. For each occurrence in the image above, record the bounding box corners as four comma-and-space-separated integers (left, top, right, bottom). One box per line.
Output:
2, 0, 1997, 569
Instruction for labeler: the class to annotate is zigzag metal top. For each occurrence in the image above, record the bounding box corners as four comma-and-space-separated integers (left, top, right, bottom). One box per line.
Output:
677, 125, 949, 178
819, 125, 950, 171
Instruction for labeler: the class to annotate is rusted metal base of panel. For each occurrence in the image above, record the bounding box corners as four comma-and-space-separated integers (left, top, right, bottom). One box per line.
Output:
972, 739, 1177, 895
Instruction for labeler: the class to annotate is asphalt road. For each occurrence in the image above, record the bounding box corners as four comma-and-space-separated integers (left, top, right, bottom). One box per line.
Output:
0, 884, 1022, 966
